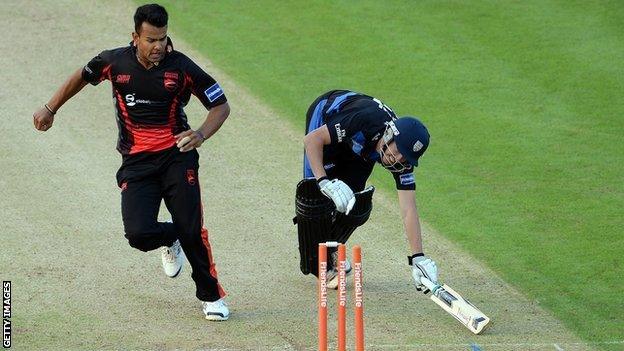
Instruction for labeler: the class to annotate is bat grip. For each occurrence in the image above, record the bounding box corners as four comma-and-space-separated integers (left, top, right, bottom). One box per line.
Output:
420, 277, 440, 293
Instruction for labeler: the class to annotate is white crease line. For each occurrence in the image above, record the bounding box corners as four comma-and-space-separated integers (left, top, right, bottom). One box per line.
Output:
554, 344, 565, 351
367, 340, 624, 349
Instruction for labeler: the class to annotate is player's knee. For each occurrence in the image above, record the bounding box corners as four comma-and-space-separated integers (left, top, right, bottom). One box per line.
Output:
124, 231, 153, 252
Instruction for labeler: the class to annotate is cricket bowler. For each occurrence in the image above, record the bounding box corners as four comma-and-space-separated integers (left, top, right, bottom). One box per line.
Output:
32, 4, 231, 320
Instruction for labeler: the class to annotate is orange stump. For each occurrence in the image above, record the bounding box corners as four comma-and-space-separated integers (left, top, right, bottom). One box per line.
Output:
353, 245, 364, 351
337, 244, 347, 351
318, 244, 328, 351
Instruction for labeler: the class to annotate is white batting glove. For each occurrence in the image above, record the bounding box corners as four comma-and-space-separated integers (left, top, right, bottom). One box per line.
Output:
318, 178, 356, 214
410, 254, 438, 294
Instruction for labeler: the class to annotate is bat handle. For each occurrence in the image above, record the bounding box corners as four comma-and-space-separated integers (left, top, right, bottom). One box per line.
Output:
420, 277, 440, 293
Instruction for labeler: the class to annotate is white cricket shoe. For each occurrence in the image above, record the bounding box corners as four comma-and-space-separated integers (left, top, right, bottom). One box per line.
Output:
326, 250, 352, 290
202, 298, 230, 321
161, 239, 185, 278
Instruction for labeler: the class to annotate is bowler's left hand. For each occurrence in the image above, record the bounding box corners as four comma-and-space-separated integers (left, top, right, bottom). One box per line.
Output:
175, 129, 206, 152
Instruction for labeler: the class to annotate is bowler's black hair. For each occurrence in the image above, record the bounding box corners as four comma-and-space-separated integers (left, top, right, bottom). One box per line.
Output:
134, 4, 168, 33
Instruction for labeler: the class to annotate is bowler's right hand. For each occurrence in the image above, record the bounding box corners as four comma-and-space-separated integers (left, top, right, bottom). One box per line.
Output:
318, 178, 356, 214
33, 106, 55, 131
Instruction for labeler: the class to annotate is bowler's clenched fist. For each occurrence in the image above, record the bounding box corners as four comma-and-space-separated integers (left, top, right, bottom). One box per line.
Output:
33, 106, 55, 131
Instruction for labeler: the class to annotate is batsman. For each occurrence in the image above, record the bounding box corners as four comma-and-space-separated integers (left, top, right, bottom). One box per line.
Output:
294, 89, 438, 291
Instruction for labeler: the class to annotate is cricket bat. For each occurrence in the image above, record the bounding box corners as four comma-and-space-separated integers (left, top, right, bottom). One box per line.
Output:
420, 277, 490, 334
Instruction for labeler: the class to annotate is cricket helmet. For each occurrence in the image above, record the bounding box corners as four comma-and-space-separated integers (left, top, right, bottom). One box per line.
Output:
381, 117, 429, 170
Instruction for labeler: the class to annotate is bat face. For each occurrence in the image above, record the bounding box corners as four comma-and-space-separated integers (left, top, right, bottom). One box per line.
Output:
429, 284, 490, 334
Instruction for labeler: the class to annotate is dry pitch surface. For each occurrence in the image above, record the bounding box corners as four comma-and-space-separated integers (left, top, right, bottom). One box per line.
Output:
0, 1, 599, 350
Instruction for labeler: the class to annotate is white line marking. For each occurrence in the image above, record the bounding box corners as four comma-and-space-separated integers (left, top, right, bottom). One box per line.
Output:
554, 343, 565, 351
367, 340, 624, 349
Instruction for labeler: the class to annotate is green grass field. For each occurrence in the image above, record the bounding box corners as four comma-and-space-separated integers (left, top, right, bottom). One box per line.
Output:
158, 0, 624, 347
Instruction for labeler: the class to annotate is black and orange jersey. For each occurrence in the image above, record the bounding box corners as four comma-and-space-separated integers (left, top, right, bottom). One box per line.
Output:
82, 42, 227, 155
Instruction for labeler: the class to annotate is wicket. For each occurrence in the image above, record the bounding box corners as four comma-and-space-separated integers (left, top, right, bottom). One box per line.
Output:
318, 242, 364, 351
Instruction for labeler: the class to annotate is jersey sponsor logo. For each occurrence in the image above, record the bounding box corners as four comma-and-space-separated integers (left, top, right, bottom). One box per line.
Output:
115, 74, 131, 84
124, 93, 157, 106
163, 71, 178, 91
399, 173, 415, 185
413, 140, 424, 152
125, 93, 136, 107
204, 83, 224, 102
334, 123, 346, 142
